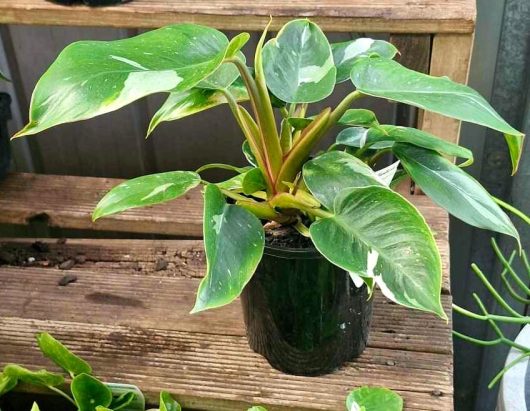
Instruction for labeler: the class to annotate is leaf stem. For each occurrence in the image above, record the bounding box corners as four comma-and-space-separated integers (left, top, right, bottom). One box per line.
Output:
452, 304, 530, 324
491, 238, 530, 296
493, 196, 530, 225
488, 352, 530, 388
196, 163, 247, 174
47, 385, 76, 406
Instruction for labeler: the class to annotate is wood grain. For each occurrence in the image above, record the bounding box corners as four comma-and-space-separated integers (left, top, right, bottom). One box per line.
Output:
0, 0, 476, 33
0, 237, 453, 410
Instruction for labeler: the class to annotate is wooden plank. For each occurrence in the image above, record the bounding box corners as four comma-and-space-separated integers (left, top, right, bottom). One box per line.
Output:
0, 173, 449, 252
420, 33, 474, 144
0, 0, 476, 33
0, 239, 453, 410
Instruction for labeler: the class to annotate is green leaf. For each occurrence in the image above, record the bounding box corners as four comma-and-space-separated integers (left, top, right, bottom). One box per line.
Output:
288, 117, 312, 131
303, 151, 383, 209
159, 391, 181, 411
15, 24, 230, 137
346, 387, 403, 411
225, 33, 251, 58
107, 383, 145, 411
338, 109, 379, 127
198, 51, 246, 90
31, 403, 41, 411
0, 372, 18, 395
95, 408, 113, 411
93, 171, 201, 220
393, 144, 519, 242
332, 38, 398, 83
36, 332, 92, 376
336, 127, 392, 150
72, 374, 113, 411
147, 78, 248, 136
191, 184, 264, 313
242, 168, 267, 195
337, 125, 473, 163
0, 68, 9, 82
262, 19, 336, 103
350, 57, 525, 173
310, 186, 445, 318
242, 140, 257, 167
3, 364, 64, 388
248, 407, 268, 411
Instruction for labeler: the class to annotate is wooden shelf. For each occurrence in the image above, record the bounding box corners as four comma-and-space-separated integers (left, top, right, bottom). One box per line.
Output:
0, 0, 476, 32
0, 237, 453, 410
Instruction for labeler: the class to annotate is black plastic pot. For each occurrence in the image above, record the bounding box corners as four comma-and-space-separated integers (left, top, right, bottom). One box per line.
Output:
0, 93, 12, 180
241, 244, 373, 376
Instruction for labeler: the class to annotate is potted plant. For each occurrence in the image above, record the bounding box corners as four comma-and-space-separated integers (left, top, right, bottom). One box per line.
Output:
14, 19, 524, 376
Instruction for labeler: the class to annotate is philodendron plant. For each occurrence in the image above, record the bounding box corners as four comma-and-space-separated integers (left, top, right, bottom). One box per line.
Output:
14, 19, 524, 319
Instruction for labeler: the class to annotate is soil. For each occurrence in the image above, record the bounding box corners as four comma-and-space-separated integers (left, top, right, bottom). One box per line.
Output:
264, 224, 314, 250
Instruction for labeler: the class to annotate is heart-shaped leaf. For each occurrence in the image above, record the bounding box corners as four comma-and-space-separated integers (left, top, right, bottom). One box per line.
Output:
159, 391, 181, 411
332, 38, 398, 83
350, 57, 525, 174
36, 332, 92, 376
393, 143, 519, 242
262, 19, 336, 103
147, 79, 248, 136
242, 168, 267, 195
107, 383, 145, 411
346, 387, 403, 411
310, 186, 445, 318
15, 24, 230, 137
93, 171, 201, 220
72, 374, 113, 411
303, 151, 382, 209
191, 184, 264, 313
3, 364, 64, 388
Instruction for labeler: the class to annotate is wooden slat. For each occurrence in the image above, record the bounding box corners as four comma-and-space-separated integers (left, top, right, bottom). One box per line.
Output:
0, 0, 476, 33
0, 238, 453, 410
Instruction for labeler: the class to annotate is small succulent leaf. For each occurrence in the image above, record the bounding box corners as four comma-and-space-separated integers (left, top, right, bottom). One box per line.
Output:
338, 109, 379, 128
350, 57, 525, 173
72, 374, 113, 411
262, 19, 336, 103
242, 168, 267, 195
191, 184, 264, 313
336, 127, 392, 149
0, 372, 18, 395
375, 161, 400, 187
3, 364, 64, 388
93, 171, 201, 220
393, 144, 519, 242
36, 332, 92, 376
303, 151, 382, 209
310, 186, 445, 318
95, 408, 113, 411
16, 24, 231, 137
248, 407, 268, 411
332, 38, 398, 83
148, 78, 248, 135
31, 403, 41, 411
242, 140, 258, 167
198, 51, 246, 90
346, 387, 403, 411
106, 383, 145, 411
225, 33, 251, 58
159, 391, 182, 411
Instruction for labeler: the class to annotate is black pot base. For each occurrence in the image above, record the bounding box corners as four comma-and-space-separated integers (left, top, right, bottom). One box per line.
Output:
241, 246, 373, 376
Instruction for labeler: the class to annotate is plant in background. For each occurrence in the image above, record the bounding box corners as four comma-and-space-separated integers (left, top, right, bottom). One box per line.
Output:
453, 206, 530, 388
0, 333, 402, 411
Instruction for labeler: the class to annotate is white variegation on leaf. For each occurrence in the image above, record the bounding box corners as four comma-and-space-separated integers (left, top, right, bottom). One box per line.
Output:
148, 79, 248, 136
92, 171, 201, 220
303, 151, 382, 209
332, 38, 398, 83
310, 186, 445, 319
15, 24, 231, 137
350, 57, 525, 173
375, 161, 400, 186
262, 19, 336, 103
192, 185, 264, 313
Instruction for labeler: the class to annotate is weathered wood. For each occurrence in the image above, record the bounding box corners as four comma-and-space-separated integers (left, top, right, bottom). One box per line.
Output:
0, 237, 454, 410
420, 33, 474, 144
0, 0, 476, 33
